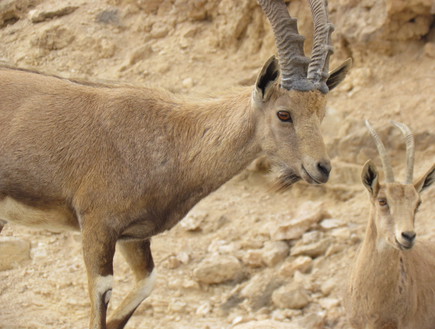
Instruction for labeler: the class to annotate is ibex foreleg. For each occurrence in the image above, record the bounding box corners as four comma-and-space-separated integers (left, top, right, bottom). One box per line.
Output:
107, 239, 156, 329
81, 219, 117, 329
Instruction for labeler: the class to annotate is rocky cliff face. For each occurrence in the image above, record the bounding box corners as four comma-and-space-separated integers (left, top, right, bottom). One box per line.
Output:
0, 1, 434, 328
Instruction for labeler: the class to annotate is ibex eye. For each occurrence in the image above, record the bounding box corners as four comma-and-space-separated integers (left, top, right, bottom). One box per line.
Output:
277, 111, 292, 122
378, 199, 388, 207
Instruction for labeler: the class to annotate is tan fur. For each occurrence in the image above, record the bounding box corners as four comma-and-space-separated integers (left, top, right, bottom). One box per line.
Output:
346, 161, 435, 329
0, 57, 348, 329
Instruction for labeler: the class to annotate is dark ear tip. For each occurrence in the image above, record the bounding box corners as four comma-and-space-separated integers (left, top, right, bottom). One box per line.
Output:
326, 58, 352, 91
343, 57, 353, 69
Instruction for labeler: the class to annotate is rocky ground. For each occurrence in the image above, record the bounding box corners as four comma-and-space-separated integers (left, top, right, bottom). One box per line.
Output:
0, 0, 434, 328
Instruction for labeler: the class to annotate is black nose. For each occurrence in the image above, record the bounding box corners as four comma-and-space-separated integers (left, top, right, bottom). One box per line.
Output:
317, 160, 331, 179
402, 231, 416, 243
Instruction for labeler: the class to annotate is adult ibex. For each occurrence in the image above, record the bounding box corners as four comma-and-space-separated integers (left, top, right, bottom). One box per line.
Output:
0, 1, 350, 328
346, 121, 435, 329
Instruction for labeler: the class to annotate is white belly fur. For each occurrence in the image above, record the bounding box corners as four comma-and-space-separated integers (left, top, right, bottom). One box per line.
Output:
0, 197, 78, 232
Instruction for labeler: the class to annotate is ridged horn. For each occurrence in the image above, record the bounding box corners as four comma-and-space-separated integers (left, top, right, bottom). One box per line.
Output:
257, 0, 313, 91
307, 0, 334, 93
391, 121, 415, 184
365, 120, 395, 183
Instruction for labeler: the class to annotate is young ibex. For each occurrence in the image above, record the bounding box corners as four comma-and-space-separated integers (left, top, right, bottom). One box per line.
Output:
0, 1, 350, 328
346, 121, 435, 329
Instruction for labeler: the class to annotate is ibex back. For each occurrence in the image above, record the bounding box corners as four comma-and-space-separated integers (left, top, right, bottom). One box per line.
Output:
0, 1, 350, 328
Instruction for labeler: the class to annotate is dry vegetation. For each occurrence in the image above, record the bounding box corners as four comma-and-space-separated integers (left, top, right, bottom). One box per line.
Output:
0, 0, 434, 328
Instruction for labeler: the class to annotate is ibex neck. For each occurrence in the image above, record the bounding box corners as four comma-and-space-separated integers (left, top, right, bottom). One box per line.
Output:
139, 88, 263, 232
352, 206, 405, 304
178, 89, 261, 189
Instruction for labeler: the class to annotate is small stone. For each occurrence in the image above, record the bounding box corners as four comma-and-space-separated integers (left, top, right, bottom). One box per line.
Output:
34, 25, 75, 51
279, 256, 313, 277
240, 271, 282, 311
129, 45, 153, 66
330, 227, 351, 240
207, 239, 237, 254
182, 279, 199, 289
182, 77, 194, 89
290, 232, 331, 258
291, 238, 331, 258
196, 301, 212, 315
180, 209, 208, 231
0, 237, 31, 271
96, 9, 120, 25
320, 278, 336, 296
318, 297, 340, 310
261, 241, 289, 267
296, 313, 325, 329
271, 283, 311, 309
193, 254, 242, 284
168, 299, 187, 313
319, 218, 346, 230
150, 22, 169, 38
242, 249, 264, 268
29, 5, 78, 23
177, 252, 190, 264
270, 201, 328, 240
165, 256, 181, 269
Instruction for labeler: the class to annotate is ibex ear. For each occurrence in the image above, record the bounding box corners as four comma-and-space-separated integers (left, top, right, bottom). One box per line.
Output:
361, 160, 380, 196
326, 58, 352, 91
414, 163, 435, 193
254, 56, 280, 103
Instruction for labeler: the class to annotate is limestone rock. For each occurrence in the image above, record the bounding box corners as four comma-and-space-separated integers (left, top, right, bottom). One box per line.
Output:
279, 256, 313, 278
0, 237, 31, 271
29, 4, 78, 23
270, 201, 328, 241
240, 271, 282, 311
0, 0, 30, 27
242, 249, 264, 268
320, 278, 337, 296
296, 313, 325, 329
180, 209, 208, 231
291, 231, 332, 258
261, 241, 289, 267
34, 25, 75, 51
193, 254, 242, 284
319, 218, 346, 230
271, 283, 311, 310
319, 297, 340, 311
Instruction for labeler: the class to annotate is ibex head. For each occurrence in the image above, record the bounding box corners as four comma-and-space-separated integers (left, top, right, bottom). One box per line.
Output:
253, 0, 351, 187
362, 121, 435, 250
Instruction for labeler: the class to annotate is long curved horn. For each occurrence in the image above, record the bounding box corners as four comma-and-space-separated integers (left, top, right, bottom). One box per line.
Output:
306, 0, 334, 93
391, 121, 415, 184
257, 0, 313, 91
365, 120, 395, 183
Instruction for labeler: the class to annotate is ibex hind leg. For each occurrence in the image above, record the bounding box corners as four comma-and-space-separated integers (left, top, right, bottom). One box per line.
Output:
107, 239, 155, 329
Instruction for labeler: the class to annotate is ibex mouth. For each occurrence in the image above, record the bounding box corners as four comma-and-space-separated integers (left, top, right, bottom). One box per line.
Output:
395, 238, 414, 251
301, 166, 325, 185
